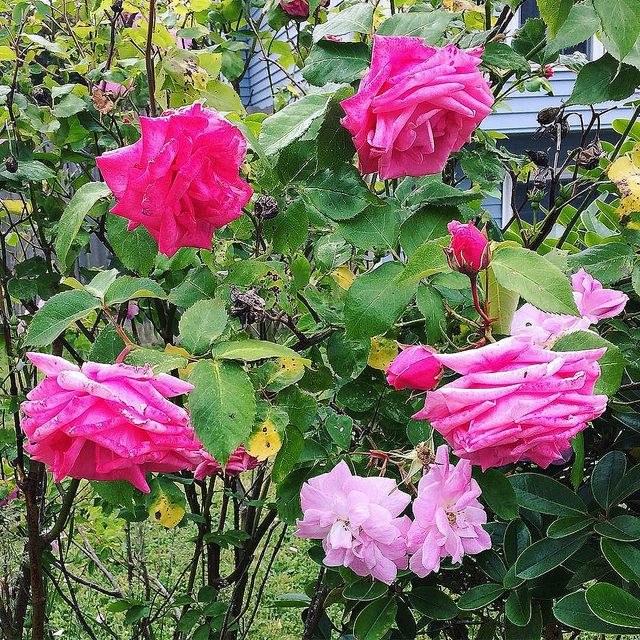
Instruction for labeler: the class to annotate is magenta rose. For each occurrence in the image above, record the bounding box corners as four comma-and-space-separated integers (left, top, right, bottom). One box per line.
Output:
193, 444, 261, 480
340, 36, 494, 180
96, 102, 252, 257
413, 336, 607, 470
445, 220, 491, 275
280, 0, 309, 17
385, 345, 443, 391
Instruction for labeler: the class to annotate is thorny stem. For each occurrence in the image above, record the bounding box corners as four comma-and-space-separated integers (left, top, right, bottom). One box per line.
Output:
470, 274, 495, 341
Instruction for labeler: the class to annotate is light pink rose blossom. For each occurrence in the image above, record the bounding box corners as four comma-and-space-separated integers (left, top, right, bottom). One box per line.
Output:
20, 353, 200, 492
126, 302, 139, 320
295, 461, 411, 584
96, 102, 252, 257
510, 303, 591, 347
445, 221, 491, 275
572, 268, 628, 323
279, 0, 309, 17
193, 444, 261, 480
413, 336, 607, 470
97, 79, 133, 97
385, 345, 443, 391
407, 445, 491, 577
340, 36, 494, 180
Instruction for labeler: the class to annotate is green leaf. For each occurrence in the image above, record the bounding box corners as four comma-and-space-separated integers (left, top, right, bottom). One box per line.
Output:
353, 596, 397, 640
547, 515, 593, 539
85, 269, 119, 299
504, 520, 531, 567
313, 4, 374, 42
188, 360, 256, 465
553, 331, 625, 396
399, 206, 457, 258
482, 42, 530, 73
509, 473, 587, 516
169, 267, 217, 308
409, 587, 458, 620
586, 582, 640, 628
457, 584, 505, 611
505, 604, 542, 640
303, 164, 376, 222
472, 468, 519, 520
337, 201, 399, 252
475, 549, 507, 582
515, 532, 590, 579
271, 426, 304, 484
536, 0, 572, 37
55, 182, 111, 271
345, 262, 417, 340
302, 41, 370, 86
266, 199, 309, 255
376, 9, 451, 42
487, 265, 519, 335
325, 413, 353, 449
103, 277, 166, 307
343, 580, 388, 601
179, 299, 228, 356
259, 94, 330, 156
91, 480, 135, 509
459, 148, 506, 186
54, 93, 86, 117
595, 515, 640, 542
398, 175, 481, 209
591, 451, 628, 509
124, 348, 187, 374
505, 587, 531, 626
567, 242, 634, 284
593, 0, 640, 59
89, 325, 126, 363
555, 590, 640, 633
416, 284, 446, 344
211, 340, 304, 362
491, 246, 580, 315
545, 3, 600, 56
567, 54, 640, 105
601, 538, 640, 583
26, 290, 100, 346
401, 238, 450, 283
106, 214, 158, 277
611, 464, 640, 506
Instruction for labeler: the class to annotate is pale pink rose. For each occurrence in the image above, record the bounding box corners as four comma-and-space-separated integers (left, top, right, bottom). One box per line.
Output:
407, 445, 491, 577
510, 303, 591, 347
16, 319, 26, 336
279, 0, 309, 17
445, 221, 491, 275
413, 336, 607, 470
96, 102, 252, 257
126, 302, 139, 320
385, 345, 443, 391
340, 37, 494, 180
193, 444, 261, 480
572, 268, 628, 323
169, 28, 193, 50
97, 79, 133, 97
295, 461, 411, 584
20, 353, 200, 492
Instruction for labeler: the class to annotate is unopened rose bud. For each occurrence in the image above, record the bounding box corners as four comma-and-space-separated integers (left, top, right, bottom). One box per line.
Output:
385, 345, 443, 391
445, 221, 491, 276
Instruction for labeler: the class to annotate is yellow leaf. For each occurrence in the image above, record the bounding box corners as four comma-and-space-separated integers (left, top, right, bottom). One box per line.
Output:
0, 46, 14, 61
164, 344, 195, 377
148, 493, 185, 528
1, 200, 31, 215
331, 265, 356, 290
246, 418, 282, 461
367, 336, 399, 371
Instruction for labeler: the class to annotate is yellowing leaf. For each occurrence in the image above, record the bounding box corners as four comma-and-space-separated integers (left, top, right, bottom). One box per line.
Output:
2, 200, 31, 215
443, 0, 483, 11
148, 493, 185, 528
608, 145, 640, 218
0, 46, 15, 61
246, 418, 282, 461
332, 265, 356, 290
165, 344, 195, 377
367, 336, 399, 371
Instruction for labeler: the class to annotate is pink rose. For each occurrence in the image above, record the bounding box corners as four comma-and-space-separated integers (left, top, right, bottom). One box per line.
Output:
413, 336, 607, 470
126, 302, 139, 320
98, 79, 133, 97
20, 353, 200, 492
510, 303, 591, 347
96, 103, 252, 257
385, 345, 443, 391
340, 37, 494, 180
279, 0, 309, 17
542, 65, 554, 79
193, 444, 261, 480
295, 461, 411, 584
407, 445, 491, 577
169, 28, 193, 50
571, 268, 628, 323
445, 220, 491, 275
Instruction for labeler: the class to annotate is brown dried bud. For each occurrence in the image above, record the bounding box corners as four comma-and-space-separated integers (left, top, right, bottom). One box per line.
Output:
229, 285, 266, 327
526, 149, 549, 167
91, 89, 115, 115
416, 442, 435, 468
551, 119, 570, 141
4, 156, 18, 173
111, 0, 123, 13
537, 106, 561, 126
254, 195, 279, 220
576, 139, 603, 171
33, 87, 51, 106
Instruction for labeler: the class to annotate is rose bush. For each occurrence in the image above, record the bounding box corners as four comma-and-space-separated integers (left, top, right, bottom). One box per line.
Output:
2, 0, 640, 639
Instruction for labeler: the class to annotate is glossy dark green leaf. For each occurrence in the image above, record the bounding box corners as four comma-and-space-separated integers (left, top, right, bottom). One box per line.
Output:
353, 596, 397, 640
594, 516, 640, 542
505, 586, 531, 626
601, 538, 640, 583
586, 582, 640, 628
509, 473, 587, 516
473, 468, 519, 520
515, 532, 590, 579
555, 590, 640, 633
547, 515, 594, 539
408, 587, 458, 620
457, 584, 504, 611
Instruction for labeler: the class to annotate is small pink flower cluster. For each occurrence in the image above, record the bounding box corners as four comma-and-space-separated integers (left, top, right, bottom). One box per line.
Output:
20, 354, 260, 492
511, 268, 628, 346
295, 447, 490, 584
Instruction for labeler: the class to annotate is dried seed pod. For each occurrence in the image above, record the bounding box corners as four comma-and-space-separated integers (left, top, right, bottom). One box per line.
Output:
229, 285, 266, 327
550, 119, 570, 141
526, 149, 549, 167
537, 106, 561, 126
576, 139, 603, 170
4, 156, 18, 173
254, 195, 279, 220
416, 442, 435, 468
33, 86, 51, 106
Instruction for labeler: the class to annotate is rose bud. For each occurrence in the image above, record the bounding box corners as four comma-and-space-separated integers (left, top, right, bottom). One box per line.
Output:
385, 345, 443, 391
445, 221, 491, 276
